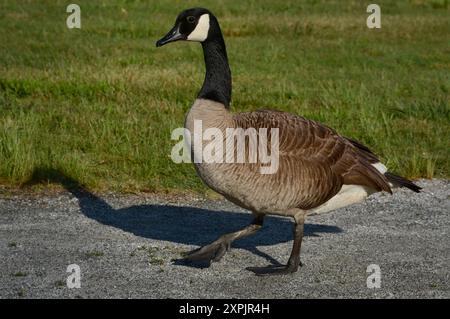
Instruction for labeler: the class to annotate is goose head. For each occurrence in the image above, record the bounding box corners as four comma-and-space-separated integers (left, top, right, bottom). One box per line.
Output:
156, 8, 218, 47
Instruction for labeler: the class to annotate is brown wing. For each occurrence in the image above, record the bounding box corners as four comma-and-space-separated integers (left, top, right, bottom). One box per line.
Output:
233, 109, 391, 208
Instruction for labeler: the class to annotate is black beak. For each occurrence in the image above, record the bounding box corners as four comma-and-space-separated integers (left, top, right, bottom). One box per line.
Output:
156, 24, 184, 47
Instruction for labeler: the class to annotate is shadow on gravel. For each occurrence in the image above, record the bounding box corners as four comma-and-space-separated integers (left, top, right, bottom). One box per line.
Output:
25, 168, 343, 267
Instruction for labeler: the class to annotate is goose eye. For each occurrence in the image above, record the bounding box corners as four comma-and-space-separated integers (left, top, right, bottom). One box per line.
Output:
186, 16, 196, 23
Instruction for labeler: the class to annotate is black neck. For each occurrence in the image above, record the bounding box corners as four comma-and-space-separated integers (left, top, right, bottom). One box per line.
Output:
198, 33, 232, 108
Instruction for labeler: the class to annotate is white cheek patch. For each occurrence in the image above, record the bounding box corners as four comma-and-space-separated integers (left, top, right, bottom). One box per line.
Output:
187, 14, 210, 42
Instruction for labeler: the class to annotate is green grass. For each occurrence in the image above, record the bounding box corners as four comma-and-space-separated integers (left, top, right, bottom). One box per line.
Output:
54, 280, 66, 288
0, 0, 449, 193
12, 271, 28, 277
85, 250, 105, 258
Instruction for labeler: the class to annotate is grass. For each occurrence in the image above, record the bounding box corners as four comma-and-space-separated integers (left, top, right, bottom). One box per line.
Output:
17, 288, 26, 297
85, 250, 104, 258
8, 241, 17, 247
132, 245, 166, 266
12, 272, 28, 277
0, 0, 448, 193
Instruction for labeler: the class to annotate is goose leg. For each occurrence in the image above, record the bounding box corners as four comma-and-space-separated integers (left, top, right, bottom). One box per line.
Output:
185, 214, 264, 263
247, 214, 305, 276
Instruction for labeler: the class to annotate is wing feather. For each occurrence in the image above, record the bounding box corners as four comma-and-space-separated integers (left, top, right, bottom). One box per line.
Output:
233, 110, 392, 200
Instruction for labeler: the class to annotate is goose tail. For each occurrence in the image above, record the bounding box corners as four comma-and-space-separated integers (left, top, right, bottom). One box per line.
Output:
384, 172, 422, 193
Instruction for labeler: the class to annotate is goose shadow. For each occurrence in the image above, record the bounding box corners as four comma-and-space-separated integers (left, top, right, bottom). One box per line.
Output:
25, 168, 343, 267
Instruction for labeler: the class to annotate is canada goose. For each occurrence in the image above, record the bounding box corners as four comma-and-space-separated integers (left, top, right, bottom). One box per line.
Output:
156, 8, 421, 275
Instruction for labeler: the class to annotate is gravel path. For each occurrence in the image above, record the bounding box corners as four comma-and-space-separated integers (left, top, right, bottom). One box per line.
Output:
0, 180, 449, 298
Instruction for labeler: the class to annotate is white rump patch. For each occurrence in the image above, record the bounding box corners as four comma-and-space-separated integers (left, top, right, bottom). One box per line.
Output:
371, 162, 394, 187
187, 14, 210, 42
372, 162, 388, 174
